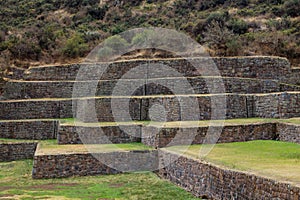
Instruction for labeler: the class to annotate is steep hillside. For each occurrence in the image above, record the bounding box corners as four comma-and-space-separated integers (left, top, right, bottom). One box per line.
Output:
1, 0, 300, 70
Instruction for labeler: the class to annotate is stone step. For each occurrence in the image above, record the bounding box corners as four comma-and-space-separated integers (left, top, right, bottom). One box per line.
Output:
0, 119, 58, 140
0, 139, 38, 162
1, 92, 300, 121
32, 143, 157, 179
58, 119, 278, 146
2, 77, 299, 100
142, 122, 277, 148
58, 123, 142, 144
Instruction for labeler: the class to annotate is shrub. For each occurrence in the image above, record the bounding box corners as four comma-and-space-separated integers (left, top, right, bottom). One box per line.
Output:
62, 33, 88, 58
87, 6, 107, 20
104, 35, 129, 52
226, 37, 242, 56
203, 20, 235, 56
97, 46, 114, 61
233, 0, 249, 7
196, 0, 226, 11
206, 11, 230, 26
228, 18, 249, 34
267, 17, 291, 30
192, 19, 206, 37
283, 0, 300, 17
8, 38, 41, 60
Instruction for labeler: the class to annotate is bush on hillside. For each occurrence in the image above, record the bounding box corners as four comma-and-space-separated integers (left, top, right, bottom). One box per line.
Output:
228, 18, 249, 34
283, 0, 300, 17
62, 33, 88, 58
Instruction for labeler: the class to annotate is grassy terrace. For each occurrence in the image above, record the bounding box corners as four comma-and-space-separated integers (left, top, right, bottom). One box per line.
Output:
60, 117, 300, 127
0, 138, 57, 145
36, 143, 153, 156
0, 160, 199, 200
0, 118, 300, 127
165, 140, 300, 186
1, 117, 298, 127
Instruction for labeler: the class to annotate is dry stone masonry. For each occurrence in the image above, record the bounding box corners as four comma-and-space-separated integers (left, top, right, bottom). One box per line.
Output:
33, 150, 158, 179
0, 142, 37, 161
1, 93, 300, 121
0, 120, 58, 140
58, 124, 141, 144
277, 123, 300, 144
23, 57, 292, 81
142, 123, 277, 148
2, 77, 300, 100
157, 150, 300, 200
0, 56, 300, 199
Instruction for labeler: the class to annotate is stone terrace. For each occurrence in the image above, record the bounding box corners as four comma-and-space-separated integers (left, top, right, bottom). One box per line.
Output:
0, 56, 300, 199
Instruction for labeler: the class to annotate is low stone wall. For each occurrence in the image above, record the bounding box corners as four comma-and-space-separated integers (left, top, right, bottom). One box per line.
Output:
0, 120, 58, 140
284, 68, 300, 85
1, 92, 300, 121
78, 94, 247, 122
5, 66, 25, 80
32, 150, 158, 179
24, 57, 291, 81
0, 142, 38, 161
0, 99, 73, 120
277, 123, 300, 144
142, 123, 277, 148
58, 124, 141, 144
254, 92, 300, 118
3, 77, 300, 100
157, 150, 300, 200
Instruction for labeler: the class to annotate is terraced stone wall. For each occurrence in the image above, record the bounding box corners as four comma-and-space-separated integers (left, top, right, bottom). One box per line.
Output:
24, 57, 291, 81
142, 123, 277, 148
285, 68, 300, 85
77, 94, 247, 122
58, 125, 141, 144
0, 120, 58, 140
277, 123, 300, 144
0, 99, 73, 120
0, 142, 37, 161
254, 92, 300, 118
4, 77, 300, 100
157, 151, 300, 200
1, 93, 300, 121
32, 150, 158, 179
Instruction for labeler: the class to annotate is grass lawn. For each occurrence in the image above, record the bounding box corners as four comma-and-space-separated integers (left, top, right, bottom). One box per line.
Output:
0, 160, 200, 200
165, 140, 300, 186
280, 117, 300, 125
36, 142, 154, 155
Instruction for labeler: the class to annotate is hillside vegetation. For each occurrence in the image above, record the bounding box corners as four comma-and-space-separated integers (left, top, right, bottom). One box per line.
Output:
1, 0, 300, 69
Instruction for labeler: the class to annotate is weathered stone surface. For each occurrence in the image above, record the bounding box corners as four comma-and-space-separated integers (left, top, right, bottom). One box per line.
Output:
277, 123, 300, 144
0, 99, 73, 120
32, 150, 158, 179
58, 124, 141, 144
1, 93, 300, 121
142, 123, 277, 148
23, 57, 291, 81
254, 92, 300, 118
3, 77, 300, 100
157, 150, 300, 200
0, 142, 37, 161
0, 120, 58, 140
